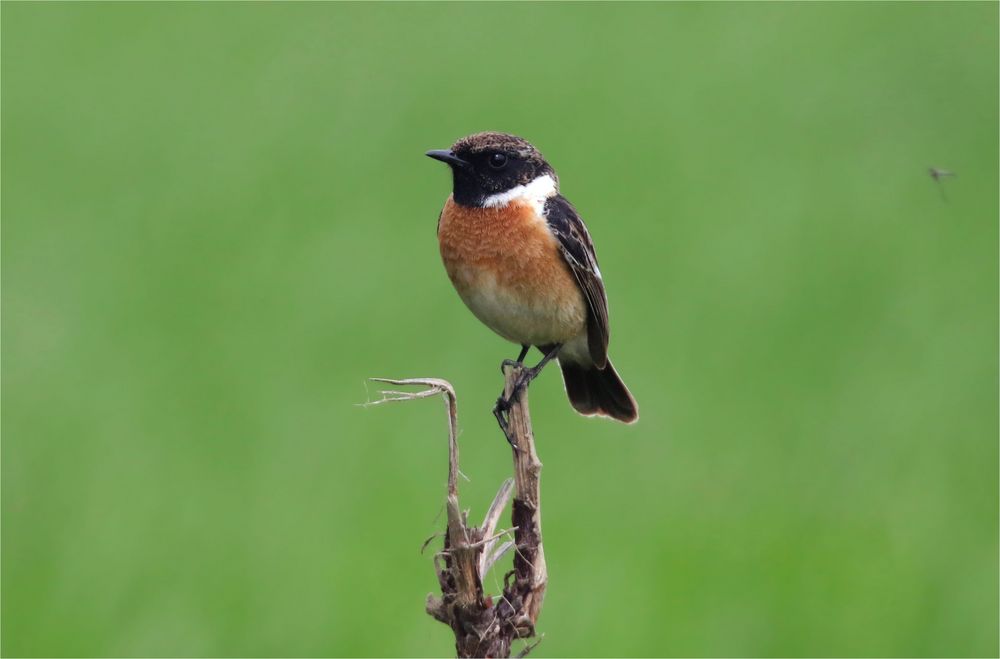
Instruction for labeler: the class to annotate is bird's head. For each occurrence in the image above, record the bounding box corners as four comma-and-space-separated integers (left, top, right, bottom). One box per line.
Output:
427, 132, 557, 208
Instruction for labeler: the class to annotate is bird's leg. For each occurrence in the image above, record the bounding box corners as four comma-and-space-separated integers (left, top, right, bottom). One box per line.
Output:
509, 343, 562, 399
499, 344, 531, 373
493, 397, 516, 449
493, 344, 557, 449
493, 343, 563, 447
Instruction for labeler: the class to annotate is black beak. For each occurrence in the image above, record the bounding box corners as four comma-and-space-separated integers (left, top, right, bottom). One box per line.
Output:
426, 149, 470, 169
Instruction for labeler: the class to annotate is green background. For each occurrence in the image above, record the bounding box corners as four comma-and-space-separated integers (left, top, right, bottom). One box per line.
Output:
3, 2, 997, 657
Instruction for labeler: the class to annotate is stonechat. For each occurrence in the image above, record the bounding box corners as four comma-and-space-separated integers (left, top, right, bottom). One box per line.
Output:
427, 132, 638, 428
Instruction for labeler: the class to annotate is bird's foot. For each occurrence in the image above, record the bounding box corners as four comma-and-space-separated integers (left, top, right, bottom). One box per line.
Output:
492, 366, 543, 449
499, 345, 531, 374
499, 358, 522, 374
492, 396, 518, 450
510, 365, 541, 399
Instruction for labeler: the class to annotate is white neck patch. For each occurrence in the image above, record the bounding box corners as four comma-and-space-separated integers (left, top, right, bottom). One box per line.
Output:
482, 174, 557, 216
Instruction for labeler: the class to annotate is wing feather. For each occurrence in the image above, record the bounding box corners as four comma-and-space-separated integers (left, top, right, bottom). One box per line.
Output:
544, 195, 610, 368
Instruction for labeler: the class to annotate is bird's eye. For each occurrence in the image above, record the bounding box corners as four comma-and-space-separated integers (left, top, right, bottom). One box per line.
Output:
488, 153, 508, 169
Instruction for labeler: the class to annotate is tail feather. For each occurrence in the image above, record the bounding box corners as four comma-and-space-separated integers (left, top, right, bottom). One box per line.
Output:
559, 359, 638, 423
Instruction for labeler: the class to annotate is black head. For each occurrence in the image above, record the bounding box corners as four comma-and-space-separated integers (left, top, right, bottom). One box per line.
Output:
426, 132, 557, 207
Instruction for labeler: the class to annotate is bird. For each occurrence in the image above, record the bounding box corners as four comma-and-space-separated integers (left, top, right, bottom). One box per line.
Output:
427, 132, 638, 431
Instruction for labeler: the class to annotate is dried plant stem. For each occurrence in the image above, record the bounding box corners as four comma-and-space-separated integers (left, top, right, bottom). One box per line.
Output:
368, 366, 547, 658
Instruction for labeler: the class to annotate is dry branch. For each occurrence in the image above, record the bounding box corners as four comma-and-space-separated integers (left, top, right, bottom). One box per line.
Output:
368, 366, 547, 658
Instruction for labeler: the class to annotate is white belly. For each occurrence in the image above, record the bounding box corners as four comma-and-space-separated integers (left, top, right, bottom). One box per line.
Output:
453, 266, 586, 346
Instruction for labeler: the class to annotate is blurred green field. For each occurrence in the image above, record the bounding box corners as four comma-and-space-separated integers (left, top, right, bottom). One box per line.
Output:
2, 2, 997, 657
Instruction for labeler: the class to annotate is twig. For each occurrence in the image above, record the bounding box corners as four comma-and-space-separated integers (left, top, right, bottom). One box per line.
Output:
367, 366, 547, 658
499, 366, 548, 633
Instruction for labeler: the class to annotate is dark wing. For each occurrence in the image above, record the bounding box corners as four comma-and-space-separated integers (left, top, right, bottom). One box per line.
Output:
544, 195, 609, 368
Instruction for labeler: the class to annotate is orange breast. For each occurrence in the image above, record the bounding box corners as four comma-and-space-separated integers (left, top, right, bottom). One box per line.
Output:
437, 195, 587, 346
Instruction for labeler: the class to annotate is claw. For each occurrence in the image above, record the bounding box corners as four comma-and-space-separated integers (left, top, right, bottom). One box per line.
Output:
494, 344, 560, 450
492, 397, 519, 450
500, 359, 522, 374
492, 367, 541, 451
506, 368, 536, 404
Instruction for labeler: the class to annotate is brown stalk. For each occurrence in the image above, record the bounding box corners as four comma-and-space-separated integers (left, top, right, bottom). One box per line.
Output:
368, 366, 547, 658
